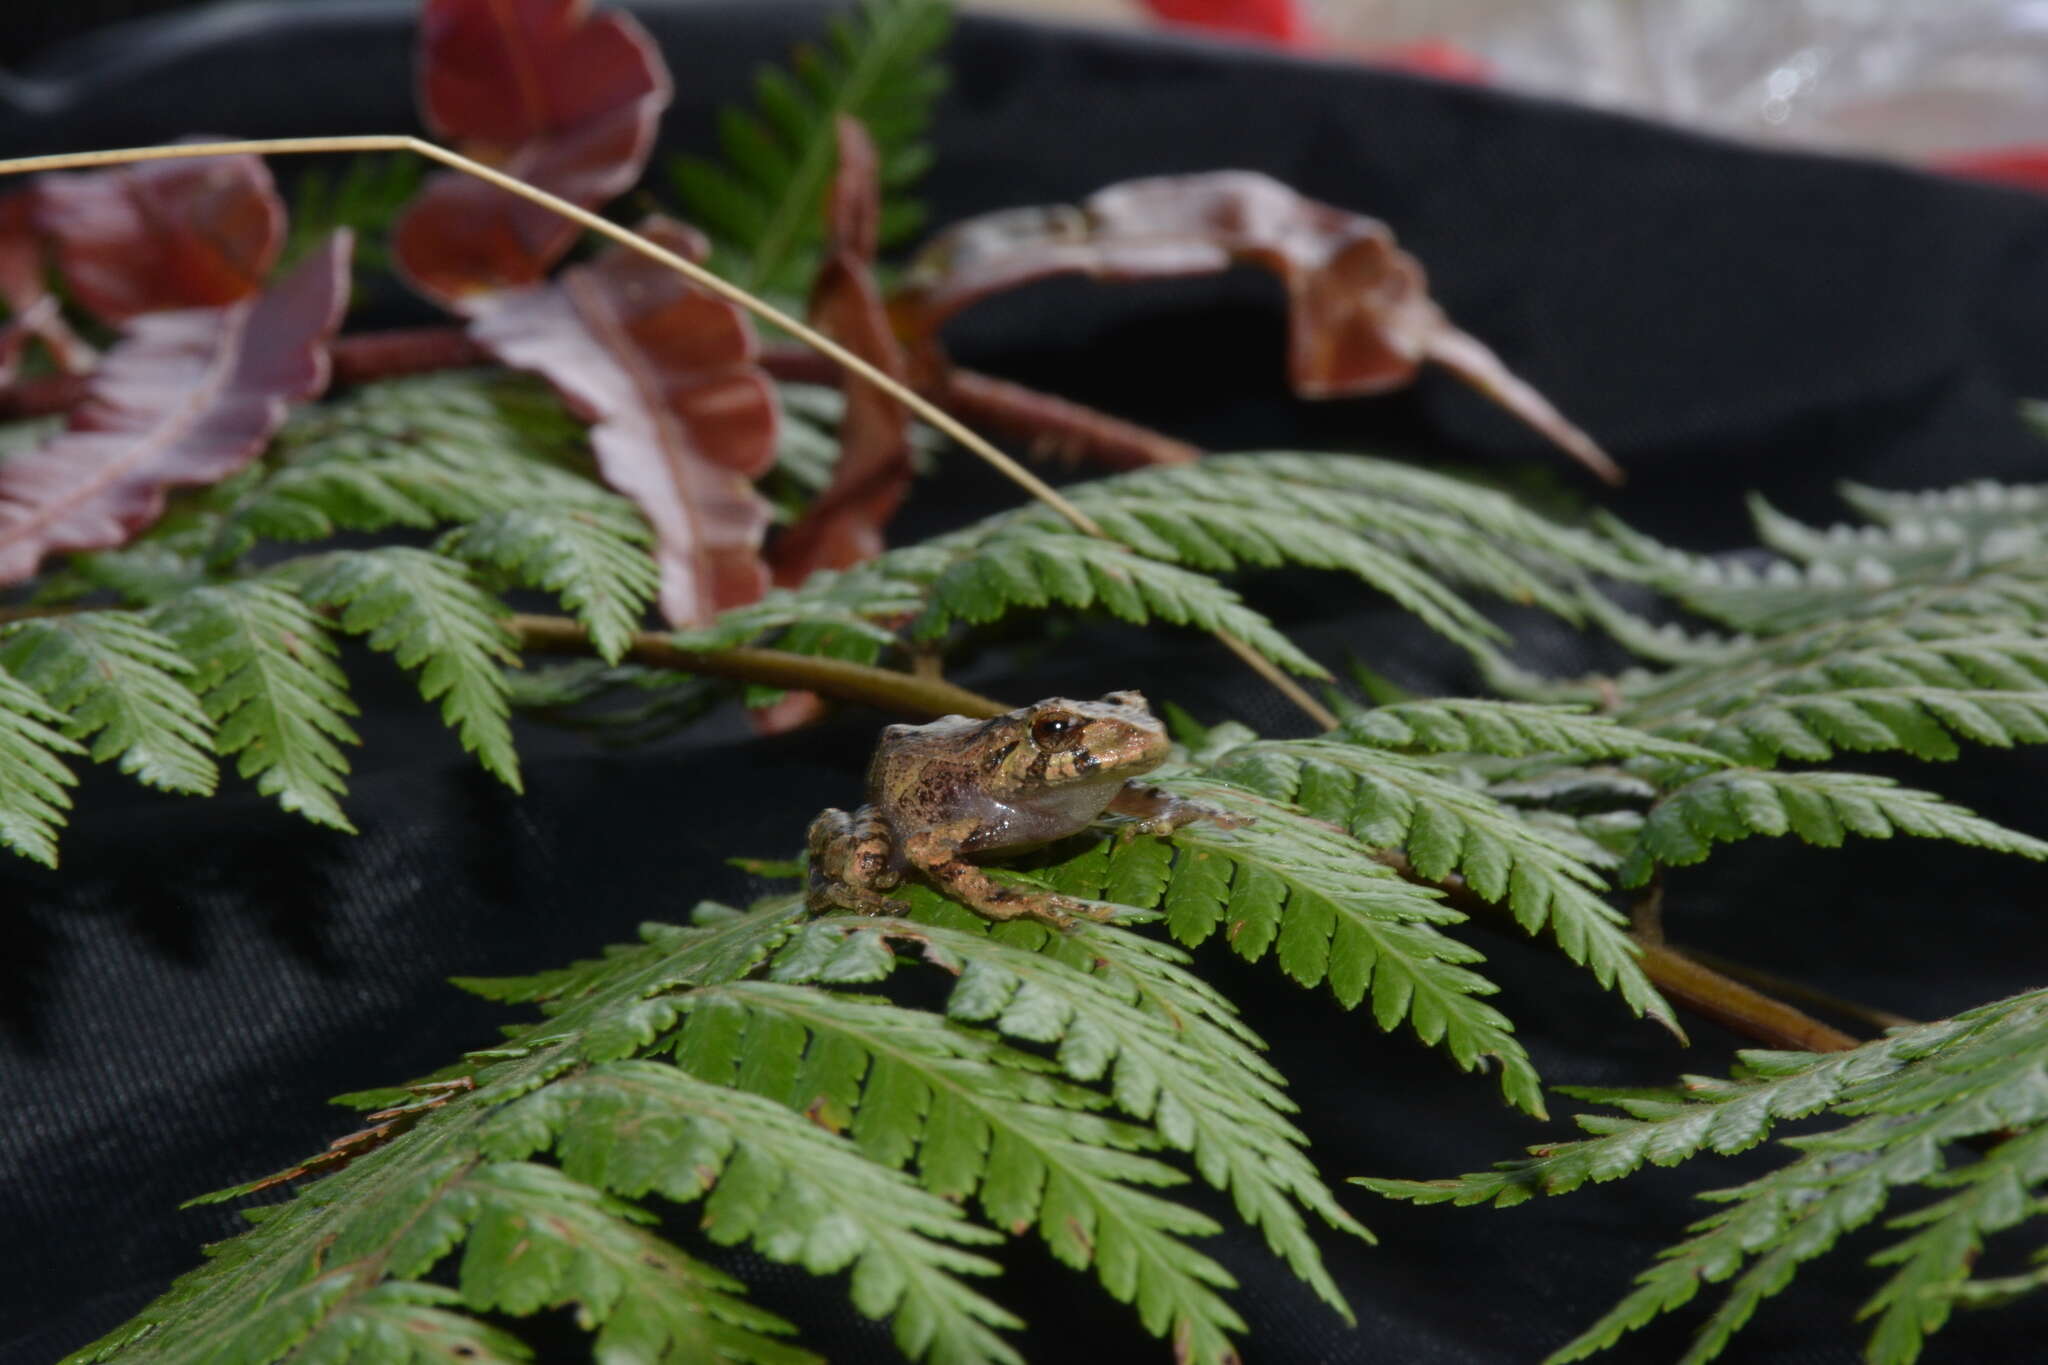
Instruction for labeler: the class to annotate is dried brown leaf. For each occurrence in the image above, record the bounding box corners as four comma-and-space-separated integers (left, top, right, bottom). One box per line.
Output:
898, 170, 1621, 483
393, 0, 673, 307
31, 153, 285, 325
0, 233, 352, 584
0, 192, 96, 375
770, 117, 915, 587
468, 217, 778, 626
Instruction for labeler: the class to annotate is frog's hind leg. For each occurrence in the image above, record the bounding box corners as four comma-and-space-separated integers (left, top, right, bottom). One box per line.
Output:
913, 855, 1114, 931
806, 807, 909, 916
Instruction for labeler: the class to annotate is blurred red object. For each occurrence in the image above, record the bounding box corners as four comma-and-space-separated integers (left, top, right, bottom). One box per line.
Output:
1141, 0, 1313, 44
1138, 0, 1488, 80
1933, 148, 2048, 195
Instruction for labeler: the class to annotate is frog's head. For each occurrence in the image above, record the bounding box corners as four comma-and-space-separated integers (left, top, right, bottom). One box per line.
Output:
1008, 691, 1170, 789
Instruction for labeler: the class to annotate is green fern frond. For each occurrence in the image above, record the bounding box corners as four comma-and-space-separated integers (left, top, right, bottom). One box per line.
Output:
916, 528, 1329, 678
761, 902, 1336, 1362
483, 1058, 1019, 1365
691, 452, 1642, 686
0, 612, 217, 794
1043, 776, 1547, 1115
283, 152, 422, 278
440, 505, 657, 664
1361, 988, 2048, 1365
0, 665, 82, 866
69, 907, 814, 1365
1839, 476, 2048, 538
673, 979, 1212, 1361
1341, 697, 1728, 765
1201, 739, 1673, 1038
1066, 455, 1636, 629
669, 0, 951, 293
291, 549, 521, 791
1620, 767, 2048, 886
212, 371, 612, 562
772, 901, 1374, 1337
147, 581, 360, 831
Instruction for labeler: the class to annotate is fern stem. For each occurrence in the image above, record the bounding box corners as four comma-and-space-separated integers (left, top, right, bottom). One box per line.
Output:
1674, 945, 1918, 1033
1631, 940, 1860, 1052
1379, 851, 1860, 1053
0, 137, 1333, 730
1219, 634, 1340, 728
509, 612, 1006, 719
329, 325, 489, 385
761, 346, 1202, 470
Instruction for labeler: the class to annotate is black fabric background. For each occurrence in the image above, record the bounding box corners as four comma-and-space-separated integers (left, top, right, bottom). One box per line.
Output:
5, 3, 2048, 1361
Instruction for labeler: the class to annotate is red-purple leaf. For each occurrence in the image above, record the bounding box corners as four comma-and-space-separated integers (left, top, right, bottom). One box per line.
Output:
31, 154, 285, 325
770, 118, 914, 587
898, 170, 1621, 483
467, 217, 777, 626
0, 232, 352, 585
0, 192, 96, 375
394, 0, 672, 308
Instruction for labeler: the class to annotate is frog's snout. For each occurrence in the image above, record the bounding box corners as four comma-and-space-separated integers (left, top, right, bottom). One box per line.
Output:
1102, 689, 1149, 712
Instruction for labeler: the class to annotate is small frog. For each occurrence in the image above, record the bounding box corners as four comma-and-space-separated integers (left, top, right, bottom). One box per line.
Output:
807, 691, 1243, 928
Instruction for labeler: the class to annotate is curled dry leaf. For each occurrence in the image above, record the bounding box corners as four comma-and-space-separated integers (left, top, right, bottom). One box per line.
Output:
0, 193, 96, 376
769, 116, 915, 588
31, 153, 285, 325
0, 232, 353, 584
468, 217, 778, 626
897, 170, 1622, 484
393, 0, 673, 307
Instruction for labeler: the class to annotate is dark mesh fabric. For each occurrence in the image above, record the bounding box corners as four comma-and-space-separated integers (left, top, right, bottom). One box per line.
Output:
4, 4, 2048, 1362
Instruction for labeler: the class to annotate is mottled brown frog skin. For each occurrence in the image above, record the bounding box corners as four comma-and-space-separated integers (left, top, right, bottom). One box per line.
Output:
806, 690, 1242, 928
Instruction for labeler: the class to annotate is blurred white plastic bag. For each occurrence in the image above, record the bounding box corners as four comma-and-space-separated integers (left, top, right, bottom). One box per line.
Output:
1308, 0, 2048, 161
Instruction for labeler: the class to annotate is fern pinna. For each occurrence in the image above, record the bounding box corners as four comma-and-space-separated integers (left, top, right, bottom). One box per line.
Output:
6, 0, 2048, 1356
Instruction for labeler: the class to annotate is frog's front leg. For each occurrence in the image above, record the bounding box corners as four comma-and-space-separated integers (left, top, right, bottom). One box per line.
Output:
903, 819, 1114, 930
806, 806, 910, 916
1107, 781, 1250, 836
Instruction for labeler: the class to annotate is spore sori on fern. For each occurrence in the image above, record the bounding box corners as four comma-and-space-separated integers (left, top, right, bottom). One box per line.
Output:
4, 1, 2047, 1364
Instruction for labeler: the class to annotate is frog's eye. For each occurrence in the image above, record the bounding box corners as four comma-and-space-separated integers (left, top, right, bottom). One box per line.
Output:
1031, 710, 1082, 750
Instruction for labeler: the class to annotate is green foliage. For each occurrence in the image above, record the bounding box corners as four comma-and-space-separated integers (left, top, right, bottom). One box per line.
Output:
1620, 767, 2048, 886
674, 453, 1643, 693
484, 1062, 1015, 1364
1361, 988, 2048, 1365
1049, 775, 1548, 1115
0, 663, 82, 866
440, 505, 658, 664
290, 549, 522, 790
22, 338, 2048, 1365
211, 370, 612, 557
669, 0, 952, 293
1202, 735, 1674, 1038
66, 886, 1369, 1365
147, 581, 361, 831
283, 153, 423, 281
0, 374, 665, 847
920, 528, 1329, 678
0, 611, 216, 795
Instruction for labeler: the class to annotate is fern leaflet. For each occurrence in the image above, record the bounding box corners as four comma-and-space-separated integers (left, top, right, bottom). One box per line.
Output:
1620, 767, 2048, 885
483, 1059, 1017, 1365
291, 549, 521, 791
0, 612, 217, 795
669, 0, 951, 293
147, 581, 359, 831
1360, 988, 2048, 1365
1201, 736, 1676, 1037
0, 664, 82, 866
440, 505, 656, 665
